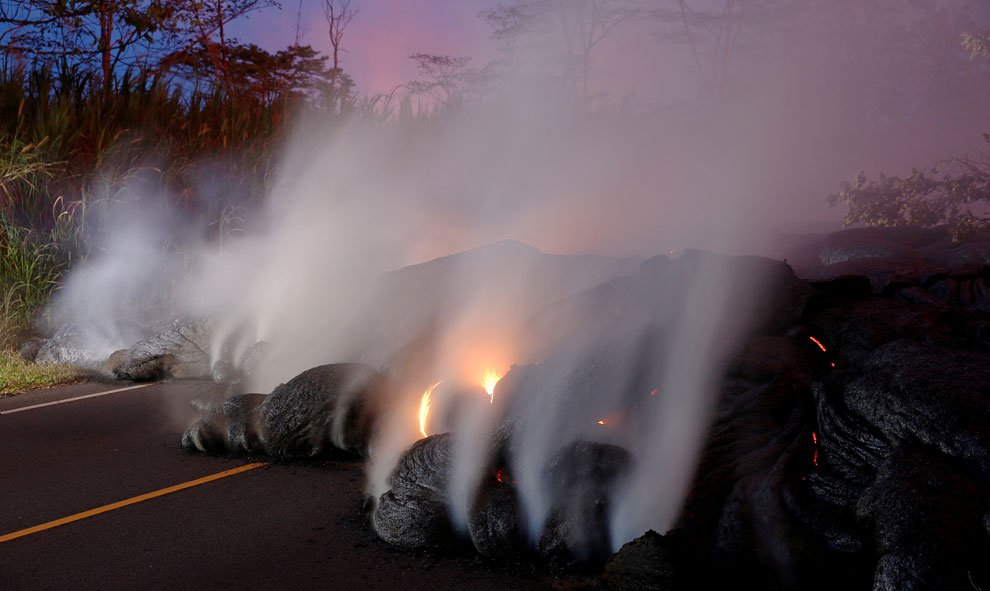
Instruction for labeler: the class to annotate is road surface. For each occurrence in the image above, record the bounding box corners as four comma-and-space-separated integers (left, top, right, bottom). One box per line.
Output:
0, 381, 546, 590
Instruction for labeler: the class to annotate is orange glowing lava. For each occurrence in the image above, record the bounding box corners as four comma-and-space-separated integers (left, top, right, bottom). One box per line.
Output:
809, 336, 828, 352
811, 431, 821, 467
482, 369, 501, 403
418, 381, 442, 438
597, 419, 607, 425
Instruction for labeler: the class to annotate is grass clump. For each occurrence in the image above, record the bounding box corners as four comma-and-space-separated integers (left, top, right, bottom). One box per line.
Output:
0, 349, 80, 396
0, 62, 401, 349
0, 220, 64, 346
0, 65, 287, 347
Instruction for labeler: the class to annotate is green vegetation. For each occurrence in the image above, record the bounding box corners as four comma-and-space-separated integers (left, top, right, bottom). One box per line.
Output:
0, 84, 287, 389
0, 0, 986, 358
0, 349, 80, 395
0, 220, 63, 344
0, 65, 288, 350
0, 0, 407, 359
830, 29, 990, 241
963, 29, 990, 59
829, 136, 990, 242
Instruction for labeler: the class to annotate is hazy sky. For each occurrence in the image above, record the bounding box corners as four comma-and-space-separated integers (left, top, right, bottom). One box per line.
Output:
223, 0, 990, 238
230, 0, 499, 96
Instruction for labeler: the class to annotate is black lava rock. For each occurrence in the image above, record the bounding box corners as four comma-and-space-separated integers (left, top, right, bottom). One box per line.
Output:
260, 363, 388, 458
537, 441, 633, 570
373, 433, 457, 549
104, 317, 214, 380
468, 477, 525, 559
603, 530, 677, 591
222, 393, 268, 454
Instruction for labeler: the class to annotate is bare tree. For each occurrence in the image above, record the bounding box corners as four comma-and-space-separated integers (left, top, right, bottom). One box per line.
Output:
166, 0, 279, 95
407, 54, 474, 107
654, 0, 981, 108
0, 0, 175, 94
545, 0, 639, 96
322, 0, 357, 74
320, 0, 359, 110
0, 0, 280, 96
294, 0, 304, 45
685, 0, 741, 98
481, 0, 641, 97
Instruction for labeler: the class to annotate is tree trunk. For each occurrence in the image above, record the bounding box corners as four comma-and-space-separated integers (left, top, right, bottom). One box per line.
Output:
99, 0, 114, 97
216, 0, 232, 95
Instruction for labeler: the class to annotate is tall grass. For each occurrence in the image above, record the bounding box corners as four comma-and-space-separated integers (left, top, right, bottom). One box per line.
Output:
0, 64, 289, 347
1, 64, 284, 228
0, 220, 63, 344
0, 61, 410, 349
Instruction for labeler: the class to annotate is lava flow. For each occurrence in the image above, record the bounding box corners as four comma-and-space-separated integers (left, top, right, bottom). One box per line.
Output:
809, 336, 837, 367
595, 414, 625, 428
417, 369, 500, 438
482, 368, 501, 404
418, 381, 442, 438
811, 430, 820, 467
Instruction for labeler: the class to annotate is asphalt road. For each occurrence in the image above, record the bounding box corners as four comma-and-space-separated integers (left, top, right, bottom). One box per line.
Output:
0, 381, 546, 590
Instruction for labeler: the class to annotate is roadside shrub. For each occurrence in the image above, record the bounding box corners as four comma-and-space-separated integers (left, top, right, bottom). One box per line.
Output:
829, 135, 990, 242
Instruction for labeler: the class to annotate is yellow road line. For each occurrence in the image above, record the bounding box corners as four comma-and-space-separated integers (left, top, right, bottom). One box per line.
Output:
0, 462, 267, 544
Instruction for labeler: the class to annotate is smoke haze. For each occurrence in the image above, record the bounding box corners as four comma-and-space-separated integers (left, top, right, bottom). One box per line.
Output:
48, 0, 990, 550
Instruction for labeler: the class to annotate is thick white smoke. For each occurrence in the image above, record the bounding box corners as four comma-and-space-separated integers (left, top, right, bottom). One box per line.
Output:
47, 0, 990, 552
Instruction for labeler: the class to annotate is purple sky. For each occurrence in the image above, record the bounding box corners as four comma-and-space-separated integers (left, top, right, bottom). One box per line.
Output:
229, 0, 499, 96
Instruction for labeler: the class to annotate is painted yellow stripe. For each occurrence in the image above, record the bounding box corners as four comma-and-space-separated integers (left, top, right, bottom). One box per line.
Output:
0, 462, 267, 544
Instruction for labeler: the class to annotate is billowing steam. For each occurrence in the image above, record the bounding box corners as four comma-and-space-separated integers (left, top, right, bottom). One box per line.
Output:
47, 0, 989, 553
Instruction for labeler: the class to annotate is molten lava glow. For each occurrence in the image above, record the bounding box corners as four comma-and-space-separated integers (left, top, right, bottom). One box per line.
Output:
482, 369, 501, 403
597, 419, 608, 425
811, 431, 820, 467
418, 381, 442, 438
496, 467, 505, 483
809, 336, 828, 352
